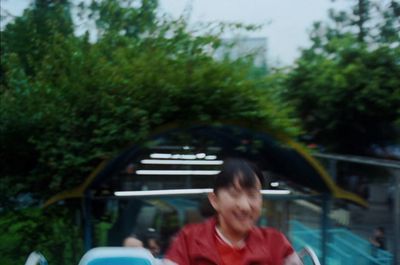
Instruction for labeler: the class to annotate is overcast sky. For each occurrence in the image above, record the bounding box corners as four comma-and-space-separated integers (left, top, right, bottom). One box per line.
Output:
1, 0, 352, 65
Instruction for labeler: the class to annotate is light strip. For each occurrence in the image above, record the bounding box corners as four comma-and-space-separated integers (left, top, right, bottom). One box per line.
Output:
150, 153, 172, 159
136, 170, 220, 175
115, 189, 213, 196
270, 182, 280, 187
149, 153, 218, 160
173, 154, 197, 159
150, 153, 197, 159
261, 189, 291, 195
140, 159, 223, 165
114, 189, 291, 196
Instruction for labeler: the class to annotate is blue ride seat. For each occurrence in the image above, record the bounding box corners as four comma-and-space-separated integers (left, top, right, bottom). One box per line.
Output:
78, 247, 155, 265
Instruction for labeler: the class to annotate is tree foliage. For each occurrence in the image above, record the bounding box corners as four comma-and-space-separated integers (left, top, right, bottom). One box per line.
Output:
1, 2, 297, 200
0, 207, 81, 265
1, 1, 298, 263
326, 0, 400, 44
284, 0, 400, 154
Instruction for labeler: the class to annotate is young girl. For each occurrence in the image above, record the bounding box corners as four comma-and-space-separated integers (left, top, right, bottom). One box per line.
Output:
163, 158, 302, 265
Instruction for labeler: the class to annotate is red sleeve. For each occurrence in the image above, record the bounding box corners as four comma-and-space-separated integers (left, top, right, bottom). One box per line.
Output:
263, 228, 295, 262
165, 229, 191, 265
277, 232, 295, 258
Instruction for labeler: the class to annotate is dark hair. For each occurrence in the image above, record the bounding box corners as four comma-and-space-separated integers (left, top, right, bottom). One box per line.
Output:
213, 158, 264, 192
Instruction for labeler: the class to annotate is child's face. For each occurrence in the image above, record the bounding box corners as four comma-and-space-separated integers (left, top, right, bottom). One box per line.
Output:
209, 176, 262, 237
147, 238, 160, 256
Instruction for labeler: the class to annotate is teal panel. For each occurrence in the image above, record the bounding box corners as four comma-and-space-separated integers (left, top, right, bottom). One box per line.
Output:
289, 220, 393, 265
87, 257, 152, 265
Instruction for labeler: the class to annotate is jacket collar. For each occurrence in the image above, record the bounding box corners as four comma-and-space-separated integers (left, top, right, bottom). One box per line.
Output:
191, 217, 271, 264
191, 217, 221, 264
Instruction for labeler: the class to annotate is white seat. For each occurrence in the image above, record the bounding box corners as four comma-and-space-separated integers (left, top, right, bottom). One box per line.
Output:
24, 251, 48, 265
78, 247, 155, 265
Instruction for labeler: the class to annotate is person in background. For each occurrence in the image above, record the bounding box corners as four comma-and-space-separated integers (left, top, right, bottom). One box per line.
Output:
370, 227, 386, 250
123, 233, 164, 265
144, 235, 162, 258
163, 158, 302, 265
123, 234, 143, 248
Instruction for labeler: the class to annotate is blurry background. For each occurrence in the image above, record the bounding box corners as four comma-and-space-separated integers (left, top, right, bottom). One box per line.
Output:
0, 0, 399, 265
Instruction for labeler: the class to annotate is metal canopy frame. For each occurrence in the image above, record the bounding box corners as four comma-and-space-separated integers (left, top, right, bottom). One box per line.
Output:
44, 123, 372, 265
314, 152, 400, 265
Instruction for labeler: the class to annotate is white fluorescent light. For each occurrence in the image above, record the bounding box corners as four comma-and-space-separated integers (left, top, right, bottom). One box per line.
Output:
136, 170, 220, 175
149, 153, 213, 160
270, 182, 280, 187
114, 189, 291, 197
150, 153, 172, 159
140, 159, 223, 165
178, 154, 197, 159
115, 189, 213, 196
196, 153, 206, 159
261, 190, 291, 195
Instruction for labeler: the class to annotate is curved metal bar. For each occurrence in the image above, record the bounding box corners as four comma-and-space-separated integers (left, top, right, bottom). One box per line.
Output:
298, 246, 321, 265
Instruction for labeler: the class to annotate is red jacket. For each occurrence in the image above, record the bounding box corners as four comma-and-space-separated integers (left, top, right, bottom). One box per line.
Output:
165, 217, 295, 265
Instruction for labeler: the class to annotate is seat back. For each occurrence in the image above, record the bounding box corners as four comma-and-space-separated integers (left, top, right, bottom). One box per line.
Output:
24, 251, 48, 265
78, 247, 155, 265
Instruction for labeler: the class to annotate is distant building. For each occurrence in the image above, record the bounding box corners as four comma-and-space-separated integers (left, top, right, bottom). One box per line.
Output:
213, 37, 267, 68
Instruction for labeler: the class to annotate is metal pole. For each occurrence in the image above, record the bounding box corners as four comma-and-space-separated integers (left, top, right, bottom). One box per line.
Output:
393, 169, 400, 265
328, 160, 337, 182
83, 194, 92, 252
284, 200, 290, 235
321, 193, 331, 265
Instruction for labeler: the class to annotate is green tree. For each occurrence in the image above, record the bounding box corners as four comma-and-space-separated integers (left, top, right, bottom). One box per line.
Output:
87, 0, 158, 38
285, 1, 400, 154
1, 0, 73, 77
327, 0, 399, 44
1, 0, 297, 202
0, 207, 82, 265
1, 2, 298, 264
